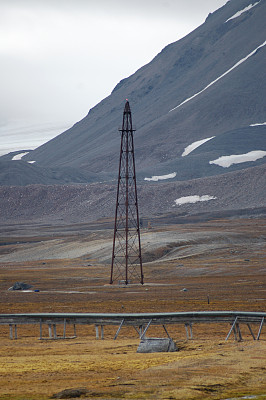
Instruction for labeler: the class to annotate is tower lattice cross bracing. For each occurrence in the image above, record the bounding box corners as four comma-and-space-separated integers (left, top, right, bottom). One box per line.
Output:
110, 101, 144, 285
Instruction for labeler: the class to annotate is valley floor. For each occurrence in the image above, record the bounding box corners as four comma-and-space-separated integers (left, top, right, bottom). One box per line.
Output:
0, 217, 265, 399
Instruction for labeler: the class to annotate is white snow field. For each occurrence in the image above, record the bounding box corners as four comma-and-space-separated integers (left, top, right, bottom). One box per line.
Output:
11, 152, 36, 163
225, 2, 260, 23
182, 137, 215, 156
209, 150, 266, 168
11, 152, 29, 160
250, 122, 266, 126
144, 172, 177, 182
169, 40, 266, 112
174, 195, 217, 206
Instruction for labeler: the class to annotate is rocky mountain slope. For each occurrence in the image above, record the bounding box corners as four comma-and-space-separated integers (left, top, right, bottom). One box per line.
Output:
1, 163, 265, 225
10, 0, 266, 180
1, 0, 265, 223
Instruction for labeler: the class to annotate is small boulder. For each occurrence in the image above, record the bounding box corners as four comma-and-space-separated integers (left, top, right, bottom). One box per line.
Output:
8, 282, 32, 291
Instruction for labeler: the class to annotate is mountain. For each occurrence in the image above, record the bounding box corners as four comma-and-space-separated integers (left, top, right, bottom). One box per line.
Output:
0, 160, 98, 186
1, 0, 266, 223
14, 0, 266, 181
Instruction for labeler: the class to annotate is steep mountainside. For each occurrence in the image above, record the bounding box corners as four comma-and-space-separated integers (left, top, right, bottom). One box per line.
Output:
9, 0, 264, 185
1, 0, 265, 223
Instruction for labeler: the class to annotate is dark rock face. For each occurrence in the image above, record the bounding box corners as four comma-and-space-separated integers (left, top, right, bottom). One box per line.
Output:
137, 338, 177, 353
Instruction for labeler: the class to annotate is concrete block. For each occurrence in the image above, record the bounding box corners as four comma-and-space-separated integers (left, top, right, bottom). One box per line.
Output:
137, 337, 178, 353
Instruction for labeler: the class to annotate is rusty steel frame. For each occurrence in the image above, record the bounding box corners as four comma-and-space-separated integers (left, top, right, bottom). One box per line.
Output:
110, 101, 144, 285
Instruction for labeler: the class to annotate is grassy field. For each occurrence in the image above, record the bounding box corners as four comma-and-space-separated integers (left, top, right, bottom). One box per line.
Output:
0, 218, 265, 399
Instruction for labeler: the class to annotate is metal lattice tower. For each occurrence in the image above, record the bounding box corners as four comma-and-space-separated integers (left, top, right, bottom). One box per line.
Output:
110, 100, 144, 285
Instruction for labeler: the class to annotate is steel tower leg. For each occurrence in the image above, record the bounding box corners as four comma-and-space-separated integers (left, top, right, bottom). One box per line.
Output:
110, 101, 144, 285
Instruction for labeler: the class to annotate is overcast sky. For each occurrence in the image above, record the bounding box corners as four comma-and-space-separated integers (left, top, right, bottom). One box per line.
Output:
0, 0, 228, 152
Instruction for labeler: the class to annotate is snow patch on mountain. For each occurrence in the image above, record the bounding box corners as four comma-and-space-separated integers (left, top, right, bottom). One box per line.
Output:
12, 152, 29, 160
225, 2, 260, 22
144, 172, 176, 182
182, 137, 215, 156
209, 151, 266, 168
11, 152, 36, 164
169, 40, 266, 112
250, 122, 266, 126
174, 195, 217, 206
